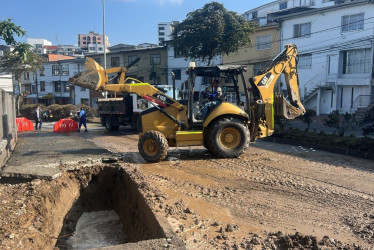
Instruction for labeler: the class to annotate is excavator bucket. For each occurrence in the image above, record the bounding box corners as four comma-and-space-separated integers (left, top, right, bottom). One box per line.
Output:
274, 93, 306, 120
69, 58, 107, 91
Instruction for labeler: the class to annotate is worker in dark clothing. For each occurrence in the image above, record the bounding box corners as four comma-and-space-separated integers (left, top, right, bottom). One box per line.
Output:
78, 107, 87, 132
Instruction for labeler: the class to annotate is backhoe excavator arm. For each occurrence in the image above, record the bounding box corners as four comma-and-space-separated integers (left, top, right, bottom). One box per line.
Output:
249, 44, 306, 130
69, 57, 183, 111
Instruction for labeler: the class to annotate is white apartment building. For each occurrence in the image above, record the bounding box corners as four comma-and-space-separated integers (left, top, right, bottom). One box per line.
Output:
20, 58, 89, 106
27, 38, 52, 54
278, 0, 374, 115
243, 0, 335, 26
158, 21, 179, 46
165, 42, 221, 92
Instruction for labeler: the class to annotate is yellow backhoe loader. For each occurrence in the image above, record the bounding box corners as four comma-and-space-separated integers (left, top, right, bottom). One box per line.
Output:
69, 44, 305, 162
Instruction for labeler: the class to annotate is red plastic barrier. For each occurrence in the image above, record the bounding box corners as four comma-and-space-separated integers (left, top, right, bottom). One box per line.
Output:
53, 119, 78, 133
16, 117, 34, 132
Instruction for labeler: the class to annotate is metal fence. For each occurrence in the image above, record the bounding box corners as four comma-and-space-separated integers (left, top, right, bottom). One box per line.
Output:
0, 88, 17, 168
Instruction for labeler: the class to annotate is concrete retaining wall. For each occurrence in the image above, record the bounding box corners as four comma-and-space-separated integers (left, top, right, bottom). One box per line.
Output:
0, 88, 17, 168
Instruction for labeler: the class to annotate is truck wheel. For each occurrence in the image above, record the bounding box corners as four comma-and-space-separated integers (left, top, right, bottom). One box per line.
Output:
207, 117, 249, 158
105, 117, 119, 131
138, 131, 169, 162
105, 117, 113, 130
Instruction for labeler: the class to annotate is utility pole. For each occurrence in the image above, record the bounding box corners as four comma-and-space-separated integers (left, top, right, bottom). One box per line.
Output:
35, 71, 38, 104
103, 0, 107, 98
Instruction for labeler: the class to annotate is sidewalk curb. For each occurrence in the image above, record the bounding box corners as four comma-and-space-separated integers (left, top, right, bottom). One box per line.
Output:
264, 137, 374, 160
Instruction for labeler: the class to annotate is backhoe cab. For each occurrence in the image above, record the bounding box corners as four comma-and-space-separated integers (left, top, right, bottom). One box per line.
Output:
69, 44, 305, 162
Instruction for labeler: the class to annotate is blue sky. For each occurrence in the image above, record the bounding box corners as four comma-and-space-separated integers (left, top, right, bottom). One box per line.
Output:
1, 0, 273, 46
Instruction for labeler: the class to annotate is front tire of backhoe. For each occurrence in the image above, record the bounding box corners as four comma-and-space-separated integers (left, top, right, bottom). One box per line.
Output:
207, 117, 249, 158
138, 131, 169, 162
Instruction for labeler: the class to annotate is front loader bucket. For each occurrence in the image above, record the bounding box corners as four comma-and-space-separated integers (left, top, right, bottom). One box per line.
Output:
69, 58, 107, 91
274, 93, 306, 120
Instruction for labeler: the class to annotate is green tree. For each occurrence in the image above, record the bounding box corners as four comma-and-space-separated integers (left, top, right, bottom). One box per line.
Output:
0, 19, 43, 113
0, 50, 43, 113
171, 2, 256, 65
0, 18, 26, 46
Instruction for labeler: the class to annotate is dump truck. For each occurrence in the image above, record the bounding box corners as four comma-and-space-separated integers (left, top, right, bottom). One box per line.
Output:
69, 44, 305, 162
98, 93, 141, 131
98, 85, 179, 131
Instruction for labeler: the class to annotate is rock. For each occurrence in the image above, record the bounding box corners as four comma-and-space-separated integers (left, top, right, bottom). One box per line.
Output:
225, 224, 234, 232
184, 207, 193, 214
211, 220, 221, 226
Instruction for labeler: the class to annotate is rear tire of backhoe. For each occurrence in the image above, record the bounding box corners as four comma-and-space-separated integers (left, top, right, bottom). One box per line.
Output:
207, 117, 249, 158
138, 131, 169, 162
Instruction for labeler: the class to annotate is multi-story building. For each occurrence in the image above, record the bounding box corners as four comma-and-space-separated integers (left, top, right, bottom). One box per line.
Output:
78, 31, 109, 52
27, 38, 52, 54
158, 21, 179, 46
89, 45, 168, 93
243, 0, 335, 26
222, 24, 281, 103
19, 58, 89, 106
276, 0, 374, 115
165, 41, 221, 96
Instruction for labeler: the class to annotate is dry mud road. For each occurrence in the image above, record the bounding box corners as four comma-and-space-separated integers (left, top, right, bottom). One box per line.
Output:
1, 127, 374, 249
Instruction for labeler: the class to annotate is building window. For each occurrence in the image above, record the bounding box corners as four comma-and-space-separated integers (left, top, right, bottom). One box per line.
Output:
40, 81, 45, 92
298, 54, 312, 69
293, 23, 311, 38
23, 84, 31, 95
62, 82, 69, 92
81, 98, 89, 106
80, 87, 86, 91
52, 65, 60, 76
61, 64, 69, 76
342, 13, 364, 32
159, 27, 165, 30
279, 2, 287, 10
40, 66, 45, 76
150, 54, 161, 65
111, 57, 120, 67
256, 35, 271, 50
24, 72, 30, 80
252, 11, 258, 19
174, 49, 183, 58
342, 48, 371, 74
128, 55, 138, 65
159, 32, 165, 36
253, 61, 270, 75
95, 58, 101, 65
54, 81, 61, 92
172, 69, 181, 80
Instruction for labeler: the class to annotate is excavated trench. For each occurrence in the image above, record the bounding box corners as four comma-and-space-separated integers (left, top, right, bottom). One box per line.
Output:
51, 165, 174, 249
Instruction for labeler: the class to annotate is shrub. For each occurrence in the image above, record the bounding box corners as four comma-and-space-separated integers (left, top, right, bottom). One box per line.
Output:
76, 104, 98, 118
362, 124, 374, 136
47, 104, 65, 120
324, 111, 357, 136
19, 104, 46, 120
62, 104, 77, 118
299, 109, 316, 131
273, 127, 374, 153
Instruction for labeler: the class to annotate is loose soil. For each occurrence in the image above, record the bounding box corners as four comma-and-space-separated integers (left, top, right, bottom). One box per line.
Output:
1, 127, 374, 249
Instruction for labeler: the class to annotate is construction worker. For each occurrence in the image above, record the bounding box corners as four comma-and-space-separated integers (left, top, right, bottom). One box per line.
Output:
78, 107, 87, 132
